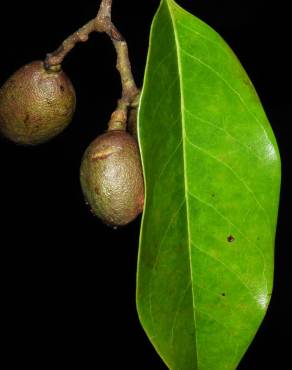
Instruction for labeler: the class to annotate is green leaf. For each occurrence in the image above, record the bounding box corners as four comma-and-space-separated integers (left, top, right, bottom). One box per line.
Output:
136, 0, 281, 369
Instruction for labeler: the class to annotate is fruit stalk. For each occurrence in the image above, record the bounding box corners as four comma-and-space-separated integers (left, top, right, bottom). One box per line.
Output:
45, 0, 139, 131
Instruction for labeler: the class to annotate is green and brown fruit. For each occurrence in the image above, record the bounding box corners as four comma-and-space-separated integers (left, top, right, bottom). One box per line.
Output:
0, 61, 76, 145
80, 130, 144, 227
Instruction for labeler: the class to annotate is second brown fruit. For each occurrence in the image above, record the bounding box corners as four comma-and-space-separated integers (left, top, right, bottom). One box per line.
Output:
80, 130, 144, 227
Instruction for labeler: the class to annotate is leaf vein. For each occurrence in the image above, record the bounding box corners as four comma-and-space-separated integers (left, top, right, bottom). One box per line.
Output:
170, 281, 192, 347
156, 139, 182, 181
177, 20, 229, 55
151, 76, 179, 121
196, 307, 238, 339
191, 241, 257, 302
148, 199, 186, 334
167, 0, 199, 365
184, 108, 263, 163
185, 134, 271, 228
188, 190, 268, 297
148, 47, 176, 81
179, 47, 270, 143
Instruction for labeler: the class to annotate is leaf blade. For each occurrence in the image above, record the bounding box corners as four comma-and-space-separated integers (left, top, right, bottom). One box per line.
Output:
137, 1, 281, 369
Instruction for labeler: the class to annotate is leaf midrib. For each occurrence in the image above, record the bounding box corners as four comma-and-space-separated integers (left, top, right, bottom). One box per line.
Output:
166, 1, 270, 310
166, 0, 199, 366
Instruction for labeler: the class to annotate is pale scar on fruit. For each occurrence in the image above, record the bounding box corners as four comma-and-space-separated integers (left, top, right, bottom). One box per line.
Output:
91, 146, 123, 161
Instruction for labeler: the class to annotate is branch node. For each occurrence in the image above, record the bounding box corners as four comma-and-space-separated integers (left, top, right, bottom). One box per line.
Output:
45, 0, 139, 130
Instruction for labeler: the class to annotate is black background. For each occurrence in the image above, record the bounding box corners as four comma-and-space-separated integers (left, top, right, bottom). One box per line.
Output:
0, 0, 289, 368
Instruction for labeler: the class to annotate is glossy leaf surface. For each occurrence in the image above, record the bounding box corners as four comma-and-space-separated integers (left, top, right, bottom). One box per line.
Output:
136, 0, 281, 369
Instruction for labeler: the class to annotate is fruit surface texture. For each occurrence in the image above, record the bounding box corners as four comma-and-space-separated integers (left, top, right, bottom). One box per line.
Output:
0, 61, 76, 145
80, 130, 144, 226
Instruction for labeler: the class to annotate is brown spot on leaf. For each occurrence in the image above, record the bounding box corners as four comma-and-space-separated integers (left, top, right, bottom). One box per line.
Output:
227, 235, 235, 243
60, 85, 65, 92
